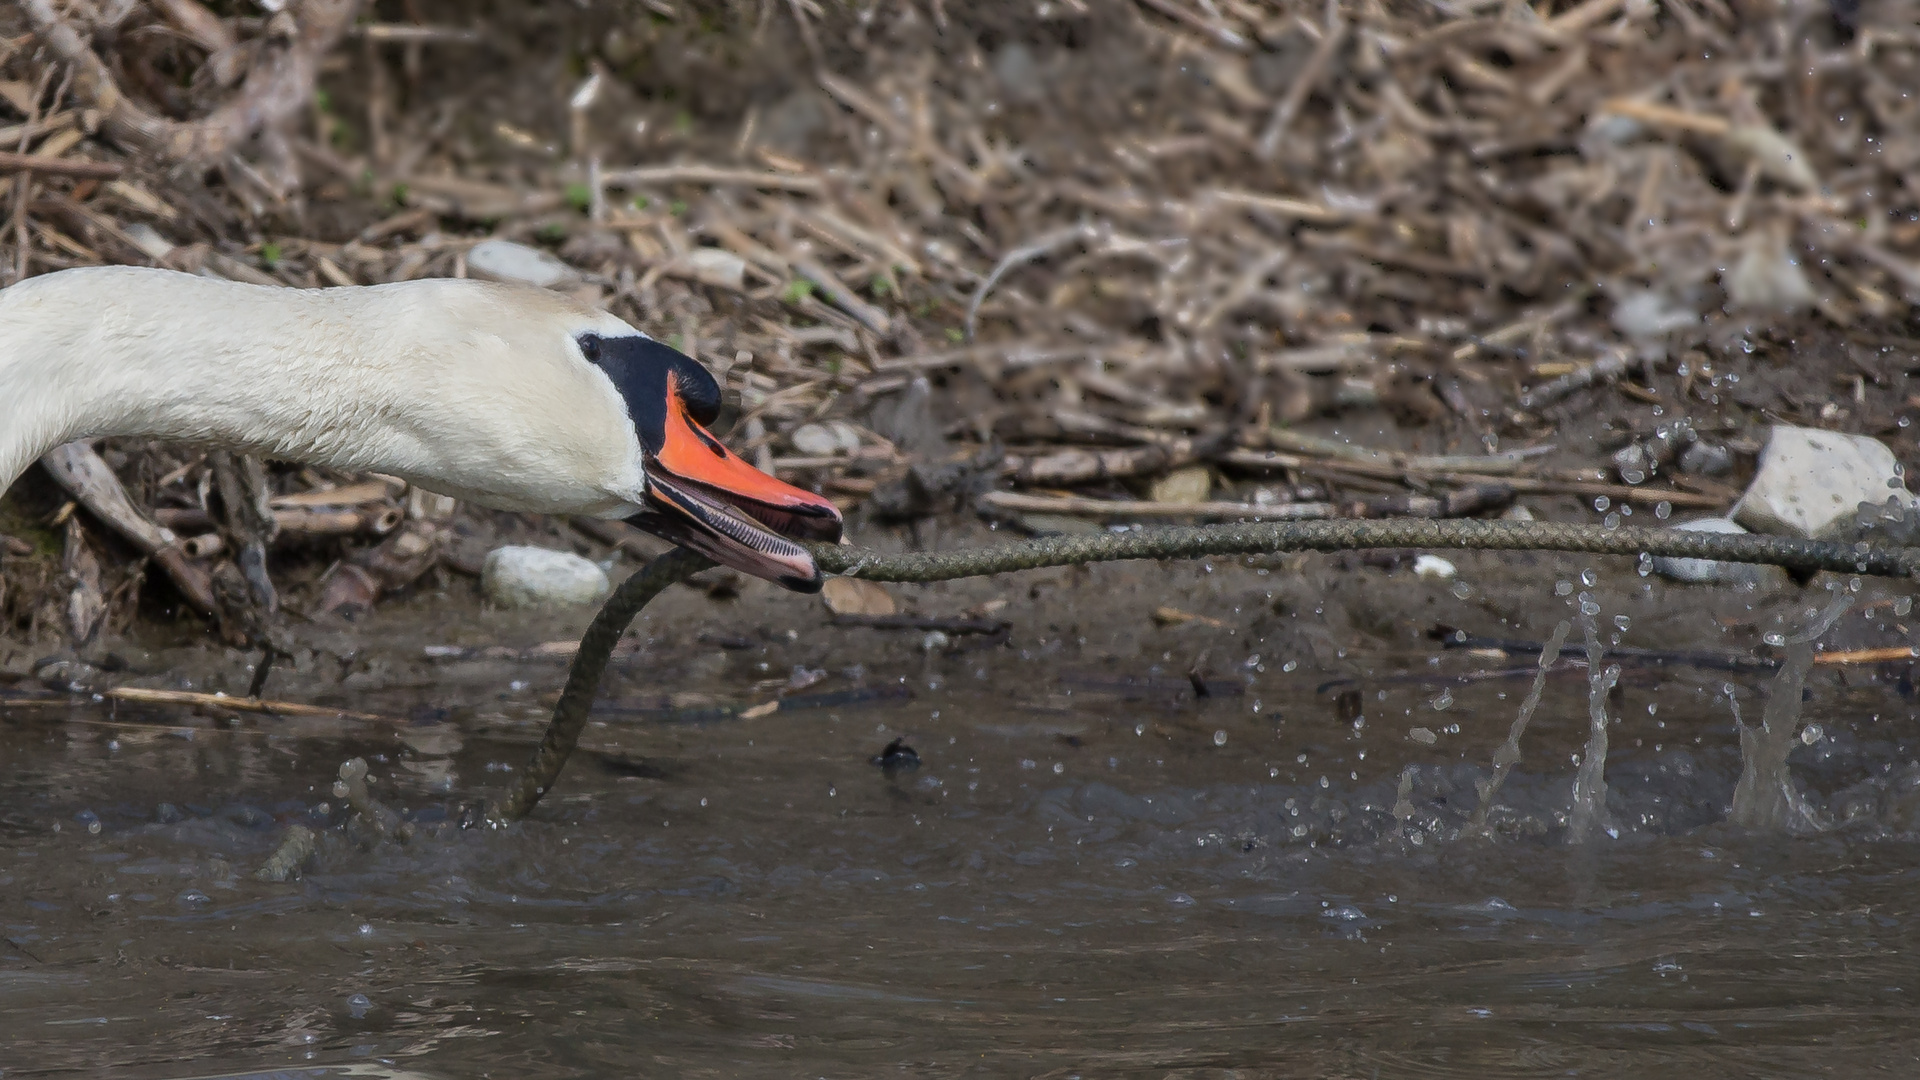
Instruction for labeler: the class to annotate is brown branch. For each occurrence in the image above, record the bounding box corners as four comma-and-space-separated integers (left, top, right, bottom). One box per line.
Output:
39, 442, 219, 617
0, 151, 122, 179
21, 0, 363, 164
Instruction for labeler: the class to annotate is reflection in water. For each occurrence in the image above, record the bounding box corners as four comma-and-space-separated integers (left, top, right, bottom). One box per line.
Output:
5, 586, 1920, 1077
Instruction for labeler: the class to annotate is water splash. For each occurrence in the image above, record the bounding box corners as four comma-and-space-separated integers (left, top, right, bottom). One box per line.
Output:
1567, 614, 1619, 844
1468, 620, 1571, 836
1728, 591, 1850, 832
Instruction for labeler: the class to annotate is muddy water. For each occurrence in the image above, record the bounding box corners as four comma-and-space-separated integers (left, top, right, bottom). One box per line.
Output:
5, 556, 1920, 1077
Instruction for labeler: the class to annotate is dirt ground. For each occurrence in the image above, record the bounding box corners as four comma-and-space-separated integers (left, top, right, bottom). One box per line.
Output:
2, 0, 1919, 677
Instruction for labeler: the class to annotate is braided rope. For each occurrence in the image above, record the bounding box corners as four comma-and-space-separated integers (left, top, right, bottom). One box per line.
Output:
494, 519, 1920, 820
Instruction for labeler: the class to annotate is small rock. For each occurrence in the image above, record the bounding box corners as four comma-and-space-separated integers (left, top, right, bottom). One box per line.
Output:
1678, 440, 1733, 476
870, 736, 921, 774
466, 239, 576, 289
821, 576, 896, 617
790, 421, 861, 456
482, 546, 610, 608
1412, 554, 1457, 581
1734, 425, 1914, 539
1611, 288, 1698, 339
921, 630, 952, 652
1651, 517, 1749, 584
34, 657, 107, 693
1149, 466, 1213, 505
122, 223, 175, 262
1017, 513, 1105, 537
1723, 225, 1815, 314
682, 247, 746, 291
1501, 504, 1536, 522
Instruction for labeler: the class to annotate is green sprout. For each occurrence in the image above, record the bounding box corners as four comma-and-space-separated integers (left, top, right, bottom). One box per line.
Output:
260, 242, 282, 268
944, 327, 965, 343
565, 183, 593, 214
537, 222, 569, 244
781, 279, 816, 304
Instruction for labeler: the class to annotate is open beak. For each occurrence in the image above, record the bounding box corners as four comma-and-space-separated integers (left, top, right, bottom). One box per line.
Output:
627, 381, 842, 592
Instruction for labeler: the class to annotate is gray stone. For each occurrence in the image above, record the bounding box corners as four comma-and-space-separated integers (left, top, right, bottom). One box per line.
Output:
1723, 225, 1814, 314
1733, 425, 1914, 539
790, 421, 861, 457
1652, 517, 1748, 584
466, 239, 576, 289
482, 545, 610, 608
1678, 439, 1733, 476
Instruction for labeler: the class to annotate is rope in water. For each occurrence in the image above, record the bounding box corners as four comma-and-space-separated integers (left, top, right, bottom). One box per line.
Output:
491, 519, 1920, 822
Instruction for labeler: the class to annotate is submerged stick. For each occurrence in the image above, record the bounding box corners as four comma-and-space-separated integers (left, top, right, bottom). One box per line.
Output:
493, 520, 1920, 824
254, 824, 316, 882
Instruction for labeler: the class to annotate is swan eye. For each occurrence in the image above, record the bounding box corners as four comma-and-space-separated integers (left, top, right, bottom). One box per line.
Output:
577, 335, 602, 362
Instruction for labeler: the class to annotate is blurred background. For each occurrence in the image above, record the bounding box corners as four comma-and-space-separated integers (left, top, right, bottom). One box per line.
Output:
1, 0, 1916, 637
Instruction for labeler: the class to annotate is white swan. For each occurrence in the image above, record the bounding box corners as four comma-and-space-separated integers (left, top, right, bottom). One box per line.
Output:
0, 265, 841, 590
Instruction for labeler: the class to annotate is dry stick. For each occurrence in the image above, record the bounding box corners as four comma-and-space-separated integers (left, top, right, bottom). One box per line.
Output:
494, 522, 1920, 823
22, 0, 364, 164
334, 757, 413, 843
103, 686, 385, 721
1255, 19, 1347, 160
39, 442, 219, 617
979, 490, 1334, 520
1469, 620, 1572, 835
965, 223, 1098, 339
253, 825, 316, 882
0, 151, 122, 179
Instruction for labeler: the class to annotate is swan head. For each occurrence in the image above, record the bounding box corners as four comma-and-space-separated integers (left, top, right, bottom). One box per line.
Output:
574, 330, 843, 593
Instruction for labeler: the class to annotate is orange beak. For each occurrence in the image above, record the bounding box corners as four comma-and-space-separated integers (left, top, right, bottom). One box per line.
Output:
628, 374, 842, 592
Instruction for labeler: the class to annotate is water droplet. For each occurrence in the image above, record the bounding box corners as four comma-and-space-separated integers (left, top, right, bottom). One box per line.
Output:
1451, 581, 1472, 599
1433, 689, 1454, 711
1800, 724, 1824, 745
347, 994, 372, 1020
1581, 569, 1597, 587
1763, 632, 1786, 646
1580, 597, 1602, 617
1212, 730, 1228, 746
1895, 597, 1912, 616
1622, 469, 1646, 484
1555, 580, 1574, 596
1655, 501, 1672, 520
1282, 659, 1298, 672
1052, 762, 1065, 774
1614, 614, 1632, 631
1604, 512, 1621, 530
1593, 496, 1611, 512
